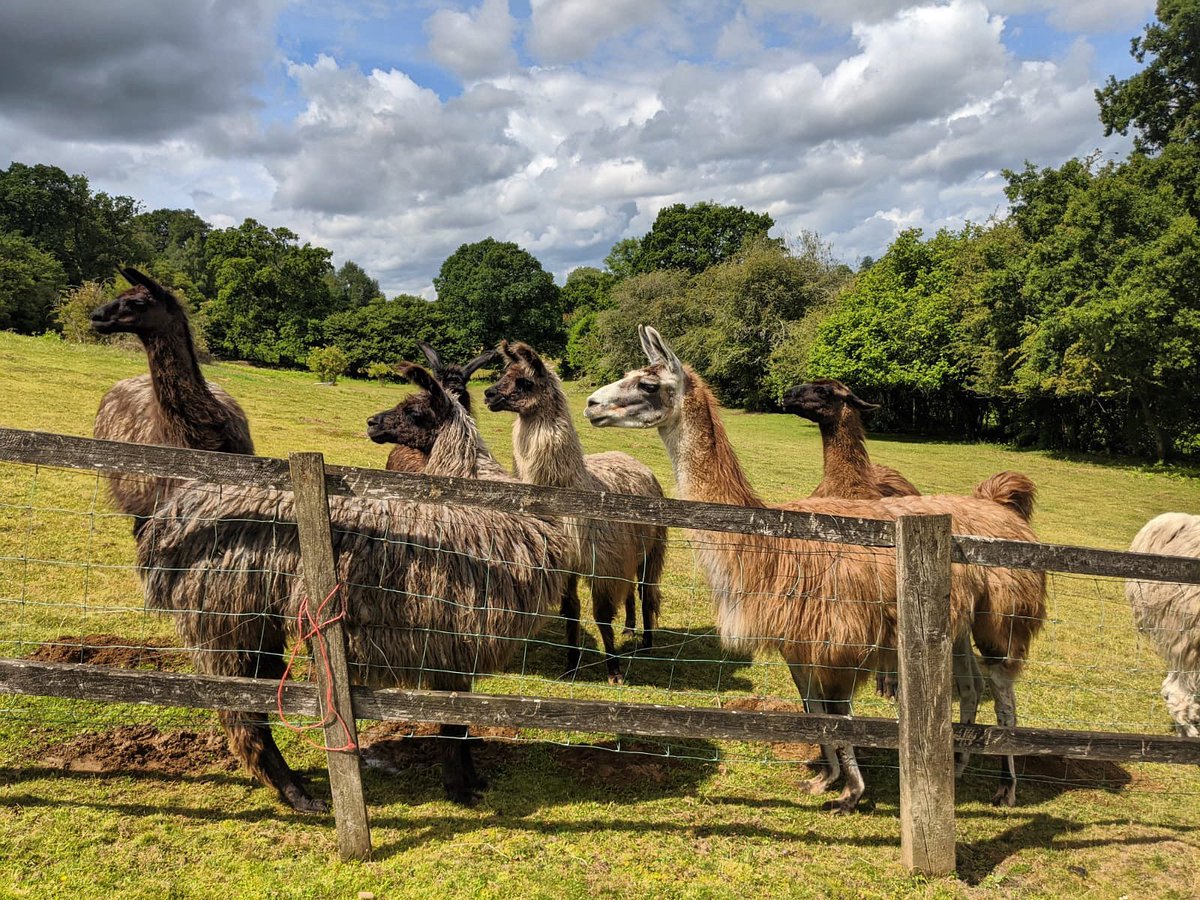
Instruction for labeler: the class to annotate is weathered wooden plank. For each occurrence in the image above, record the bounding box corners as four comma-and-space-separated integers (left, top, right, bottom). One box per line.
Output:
896, 514, 956, 876
951, 534, 1200, 585
289, 452, 371, 861
2, 658, 1199, 764
3, 427, 1200, 584
0, 427, 896, 546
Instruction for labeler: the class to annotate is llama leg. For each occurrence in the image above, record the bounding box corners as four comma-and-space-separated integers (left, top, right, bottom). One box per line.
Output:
1162, 673, 1200, 737
821, 697, 865, 813
561, 575, 582, 678
953, 634, 981, 776
218, 709, 326, 813
438, 723, 483, 805
639, 576, 661, 652
987, 670, 1019, 807
786, 663, 842, 792
593, 586, 623, 684
208, 645, 325, 813
623, 589, 636, 637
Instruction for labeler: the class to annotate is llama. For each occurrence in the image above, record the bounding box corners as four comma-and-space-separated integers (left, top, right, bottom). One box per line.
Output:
781, 380, 919, 499
484, 341, 667, 684
584, 326, 1045, 810
367, 345, 499, 474
368, 363, 513, 483
91, 267, 253, 530
782, 379, 981, 709
138, 380, 568, 812
1127, 513, 1200, 737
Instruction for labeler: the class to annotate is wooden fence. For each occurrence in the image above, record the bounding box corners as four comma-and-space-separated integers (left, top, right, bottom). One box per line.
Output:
1, 426, 1199, 872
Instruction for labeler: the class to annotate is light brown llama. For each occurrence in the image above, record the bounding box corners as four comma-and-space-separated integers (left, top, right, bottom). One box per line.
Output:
139, 379, 568, 812
584, 326, 1045, 810
484, 341, 667, 684
367, 345, 499, 474
92, 268, 253, 531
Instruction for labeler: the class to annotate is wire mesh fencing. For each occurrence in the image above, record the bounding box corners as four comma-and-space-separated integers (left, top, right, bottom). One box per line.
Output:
1, 428, 1199, 868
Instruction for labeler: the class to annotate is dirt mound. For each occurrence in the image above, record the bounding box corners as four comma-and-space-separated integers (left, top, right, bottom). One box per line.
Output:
28, 634, 187, 671
1014, 754, 1131, 788
550, 740, 683, 787
359, 720, 521, 775
722, 696, 821, 764
36, 724, 237, 775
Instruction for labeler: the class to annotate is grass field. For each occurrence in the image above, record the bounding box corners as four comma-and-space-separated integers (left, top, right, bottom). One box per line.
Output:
1, 329, 1199, 899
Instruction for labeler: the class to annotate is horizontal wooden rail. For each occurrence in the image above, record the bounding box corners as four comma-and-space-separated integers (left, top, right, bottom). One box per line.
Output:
2, 427, 1199, 584
1, 658, 1197, 765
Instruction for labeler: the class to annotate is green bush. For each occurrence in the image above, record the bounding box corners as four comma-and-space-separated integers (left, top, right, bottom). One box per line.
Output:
308, 345, 349, 384
365, 361, 396, 383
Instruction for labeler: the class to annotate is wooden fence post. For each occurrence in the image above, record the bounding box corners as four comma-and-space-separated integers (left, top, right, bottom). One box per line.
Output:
896, 513, 955, 877
289, 452, 372, 861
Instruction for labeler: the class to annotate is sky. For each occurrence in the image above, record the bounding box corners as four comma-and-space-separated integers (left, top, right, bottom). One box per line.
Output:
0, 0, 1157, 296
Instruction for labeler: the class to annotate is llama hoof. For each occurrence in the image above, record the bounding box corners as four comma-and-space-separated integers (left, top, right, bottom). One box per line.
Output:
469, 774, 490, 791
954, 752, 971, 778
607, 671, 625, 686
990, 785, 1017, 807
824, 795, 867, 815
445, 785, 484, 806
801, 774, 836, 795
285, 791, 330, 814
622, 626, 636, 638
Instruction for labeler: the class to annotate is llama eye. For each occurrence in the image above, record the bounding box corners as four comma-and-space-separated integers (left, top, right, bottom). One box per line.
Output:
638, 381, 659, 394
516, 377, 533, 390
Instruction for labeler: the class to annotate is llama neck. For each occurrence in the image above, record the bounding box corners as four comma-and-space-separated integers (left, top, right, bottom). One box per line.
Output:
817, 408, 879, 498
141, 321, 228, 449
512, 373, 588, 488
659, 369, 764, 509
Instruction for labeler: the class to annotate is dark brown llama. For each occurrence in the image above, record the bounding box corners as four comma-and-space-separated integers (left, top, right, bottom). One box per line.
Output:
91, 267, 253, 531
367, 343, 498, 473
781, 380, 919, 498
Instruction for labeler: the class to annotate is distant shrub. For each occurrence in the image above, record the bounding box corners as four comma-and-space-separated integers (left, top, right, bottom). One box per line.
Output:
56, 281, 111, 344
308, 345, 349, 384
365, 361, 396, 383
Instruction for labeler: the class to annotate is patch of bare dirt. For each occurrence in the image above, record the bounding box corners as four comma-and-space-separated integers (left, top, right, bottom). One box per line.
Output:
28, 634, 187, 671
358, 720, 522, 775
550, 740, 680, 787
722, 696, 821, 765
36, 724, 237, 775
1014, 755, 1131, 789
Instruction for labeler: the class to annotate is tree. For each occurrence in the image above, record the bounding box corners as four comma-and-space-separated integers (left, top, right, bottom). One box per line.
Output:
201, 219, 335, 365
1097, 0, 1200, 151
433, 237, 565, 354
0, 162, 142, 284
631, 201, 775, 275
327, 260, 385, 309
321, 295, 473, 376
559, 266, 619, 378
603, 237, 642, 279
132, 208, 210, 292
0, 231, 67, 333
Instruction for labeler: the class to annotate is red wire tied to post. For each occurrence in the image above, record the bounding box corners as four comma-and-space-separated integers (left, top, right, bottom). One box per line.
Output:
276, 582, 358, 752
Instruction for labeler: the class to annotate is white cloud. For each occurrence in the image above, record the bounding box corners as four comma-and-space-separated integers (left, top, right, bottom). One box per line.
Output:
425, 0, 518, 81
527, 0, 671, 64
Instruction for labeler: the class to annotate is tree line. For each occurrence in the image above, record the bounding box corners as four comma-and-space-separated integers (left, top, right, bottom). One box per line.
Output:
0, 2, 1196, 459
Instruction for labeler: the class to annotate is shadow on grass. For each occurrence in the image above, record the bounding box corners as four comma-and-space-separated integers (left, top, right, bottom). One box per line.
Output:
514, 622, 755, 693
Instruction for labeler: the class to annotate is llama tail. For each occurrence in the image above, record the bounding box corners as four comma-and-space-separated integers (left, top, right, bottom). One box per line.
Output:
973, 471, 1037, 522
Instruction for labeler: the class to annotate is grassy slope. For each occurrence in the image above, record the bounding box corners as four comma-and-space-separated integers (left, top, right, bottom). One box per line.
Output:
1, 331, 1199, 899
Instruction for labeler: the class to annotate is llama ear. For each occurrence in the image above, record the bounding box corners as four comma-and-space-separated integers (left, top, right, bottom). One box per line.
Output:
512, 342, 546, 376
640, 325, 682, 374
119, 267, 151, 290
498, 339, 517, 364
399, 363, 453, 415
845, 389, 880, 413
462, 348, 499, 378
417, 341, 442, 372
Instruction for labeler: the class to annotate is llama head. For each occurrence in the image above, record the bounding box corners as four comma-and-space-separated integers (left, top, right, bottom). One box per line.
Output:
781, 379, 879, 426
585, 325, 686, 429
483, 341, 551, 414
365, 363, 455, 451
419, 341, 498, 407
91, 267, 185, 337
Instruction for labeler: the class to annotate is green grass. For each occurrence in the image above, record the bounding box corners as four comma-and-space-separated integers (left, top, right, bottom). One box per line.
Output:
1, 329, 1200, 899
